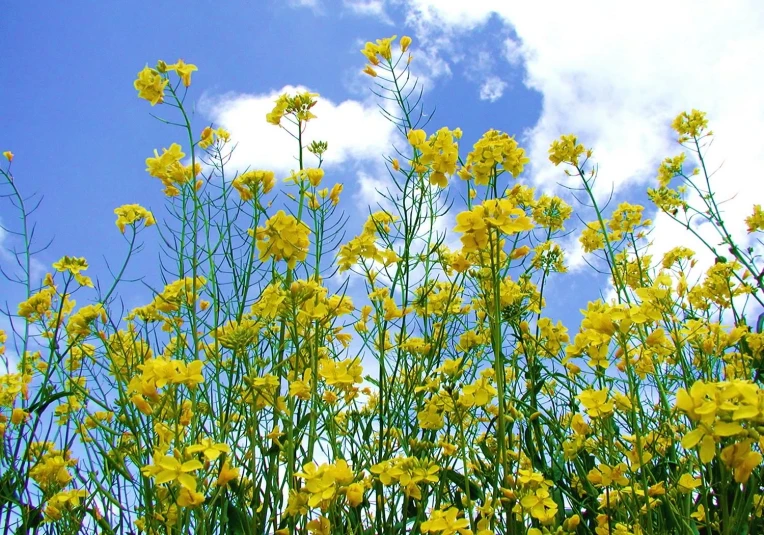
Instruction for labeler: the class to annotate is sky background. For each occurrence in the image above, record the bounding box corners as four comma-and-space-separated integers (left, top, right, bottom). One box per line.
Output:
2, 0, 764, 353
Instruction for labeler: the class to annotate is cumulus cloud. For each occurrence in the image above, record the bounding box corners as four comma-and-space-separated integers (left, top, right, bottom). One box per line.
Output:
479, 75, 507, 102
396, 0, 764, 290
201, 87, 399, 177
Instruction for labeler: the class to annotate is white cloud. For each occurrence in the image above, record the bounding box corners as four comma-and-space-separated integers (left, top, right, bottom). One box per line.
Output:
201, 87, 399, 177
288, 0, 320, 9
344, 0, 391, 21
479, 75, 507, 102
504, 37, 523, 66
398, 0, 764, 293
354, 169, 396, 213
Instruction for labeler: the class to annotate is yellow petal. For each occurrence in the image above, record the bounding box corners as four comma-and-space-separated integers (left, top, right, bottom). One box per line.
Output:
700, 435, 716, 464
714, 421, 743, 437
681, 428, 705, 449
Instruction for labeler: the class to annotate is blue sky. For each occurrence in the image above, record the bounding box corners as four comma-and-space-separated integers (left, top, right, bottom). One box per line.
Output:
2, 0, 764, 352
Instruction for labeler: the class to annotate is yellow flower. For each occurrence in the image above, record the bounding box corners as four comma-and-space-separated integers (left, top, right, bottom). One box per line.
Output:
420, 506, 471, 534
681, 421, 743, 464
656, 153, 686, 188
400, 35, 412, 52
329, 183, 343, 205
363, 65, 378, 77
345, 482, 364, 507
176, 487, 205, 507
2, 151, 12, 162
114, 204, 156, 233
720, 439, 762, 483
216, 460, 239, 487
745, 204, 764, 233
255, 210, 311, 269
167, 59, 198, 87
548, 133, 586, 166
187, 438, 231, 461
672, 109, 709, 143
199, 126, 215, 149
11, 408, 28, 425
145, 455, 203, 490
216, 127, 230, 141
305, 168, 324, 186
577, 388, 614, 418
587, 463, 629, 487
306, 516, 331, 535
677, 473, 701, 493
232, 170, 276, 200
520, 488, 559, 523
510, 245, 531, 260
52, 256, 91, 288
66, 304, 105, 338
408, 129, 427, 147
134, 66, 168, 105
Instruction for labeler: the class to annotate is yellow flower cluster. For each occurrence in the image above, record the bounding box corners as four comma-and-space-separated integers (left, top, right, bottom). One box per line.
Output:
292, 460, 360, 509
51, 255, 94, 287
361, 35, 398, 65
548, 134, 589, 167
127, 276, 207, 329
44, 488, 88, 521
232, 169, 275, 201
133, 60, 198, 105
129, 357, 204, 414
454, 198, 534, 253
199, 125, 230, 149
337, 211, 399, 272
370, 456, 439, 500
746, 204, 764, 233
254, 210, 311, 269
407, 127, 461, 187
318, 357, 363, 389
141, 453, 205, 507
145, 143, 201, 196
672, 108, 709, 143
421, 507, 472, 535
459, 130, 530, 185
29, 447, 75, 491
212, 317, 259, 350
266, 91, 319, 126
66, 303, 105, 339
676, 380, 763, 480
133, 66, 168, 106
114, 204, 155, 233
656, 153, 686, 188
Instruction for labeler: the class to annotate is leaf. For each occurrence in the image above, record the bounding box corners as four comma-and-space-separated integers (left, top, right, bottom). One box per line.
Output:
224, 502, 246, 535
27, 390, 73, 416
444, 468, 484, 502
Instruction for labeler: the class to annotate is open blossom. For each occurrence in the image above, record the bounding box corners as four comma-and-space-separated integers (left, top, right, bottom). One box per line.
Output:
166, 59, 198, 87
114, 204, 156, 233
134, 66, 168, 105
254, 210, 311, 269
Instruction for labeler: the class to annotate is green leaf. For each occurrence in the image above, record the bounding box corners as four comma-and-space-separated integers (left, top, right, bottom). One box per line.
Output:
444, 468, 484, 502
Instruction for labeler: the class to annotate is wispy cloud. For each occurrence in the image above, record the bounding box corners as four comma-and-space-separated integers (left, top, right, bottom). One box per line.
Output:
479, 75, 507, 102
